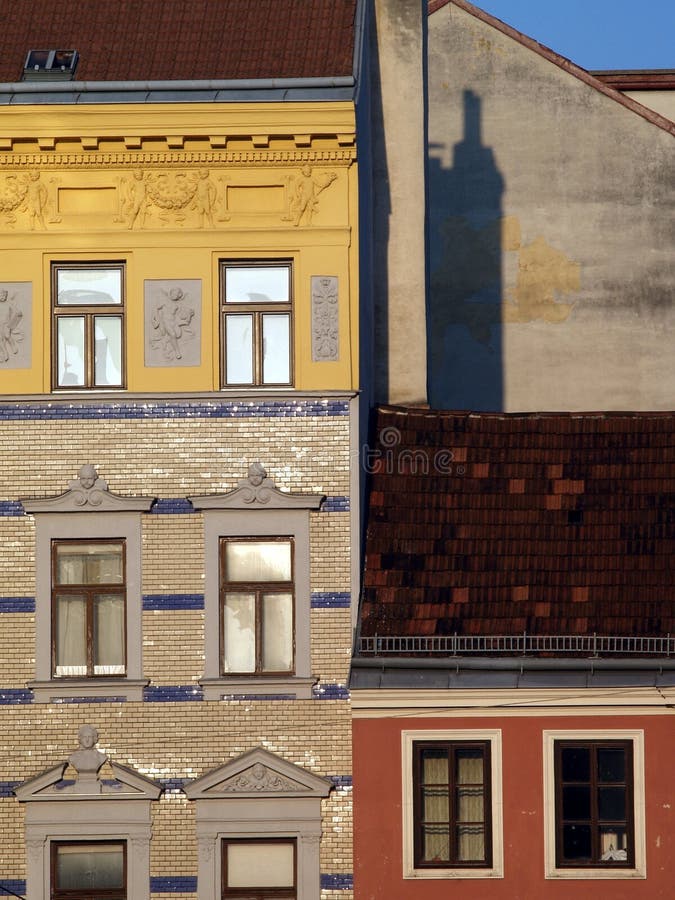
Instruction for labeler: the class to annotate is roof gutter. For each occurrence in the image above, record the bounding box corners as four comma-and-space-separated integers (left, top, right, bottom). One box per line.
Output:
352, 656, 675, 671
0, 76, 354, 94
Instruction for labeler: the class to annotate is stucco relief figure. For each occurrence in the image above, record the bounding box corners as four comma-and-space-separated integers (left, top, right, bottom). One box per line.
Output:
68, 724, 107, 792
123, 171, 149, 229
238, 462, 276, 504
290, 166, 337, 226
150, 287, 195, 360
0, 288, 23, 363
311, 276, 339, 361
193, 169, 216, 227
25, 171, 48, 230
0, 174, 28, 225
68, 464, 108, 507
146, 172, 197, 223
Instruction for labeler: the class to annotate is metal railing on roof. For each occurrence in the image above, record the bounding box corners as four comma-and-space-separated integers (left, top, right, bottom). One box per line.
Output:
357, 633, 675, 657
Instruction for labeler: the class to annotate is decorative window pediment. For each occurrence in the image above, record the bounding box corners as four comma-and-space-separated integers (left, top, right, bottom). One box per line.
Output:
21, 464, 154, 514
189, 462, 323, 510
187, 747, 331, 900
16, 725, 158, 900
184, 747, 331, 801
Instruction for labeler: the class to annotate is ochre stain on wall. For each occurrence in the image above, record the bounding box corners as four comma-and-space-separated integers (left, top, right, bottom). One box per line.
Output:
505, 232, 580, 324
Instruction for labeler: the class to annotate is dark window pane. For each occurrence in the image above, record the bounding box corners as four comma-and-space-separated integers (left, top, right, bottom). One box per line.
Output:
562, 785, 591, 820
561, 746, 590, 782
563, 823, 591, 860
598, 787, 627, 821
598, 748, 626, 783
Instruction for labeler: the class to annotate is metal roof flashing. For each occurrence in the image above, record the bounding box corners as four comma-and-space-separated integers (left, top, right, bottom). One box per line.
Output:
0, 76, 356, 105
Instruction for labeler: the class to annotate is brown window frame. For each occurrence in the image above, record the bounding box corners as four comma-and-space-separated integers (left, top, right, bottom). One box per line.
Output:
412, 740, 492, 869
219, 536, 295, 676
220, 260, 293, 387
51, 538, 127, 678
221, 838, 296, 900
554, 739, 634, 868
52, 261, 126, 390
51, 840, 127, 900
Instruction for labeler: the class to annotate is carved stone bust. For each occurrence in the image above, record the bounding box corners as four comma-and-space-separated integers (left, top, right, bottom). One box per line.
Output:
68, 724, 107, 792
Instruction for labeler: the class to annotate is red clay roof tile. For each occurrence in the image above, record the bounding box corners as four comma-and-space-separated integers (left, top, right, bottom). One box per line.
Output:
0, 0, 357, 83
361, 406, 675, 644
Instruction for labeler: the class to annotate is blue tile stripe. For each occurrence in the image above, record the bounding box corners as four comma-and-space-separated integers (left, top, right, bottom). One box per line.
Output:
0, 782, 20, 798
311, 592, 351, 609
149, 877, 198, 893
143, 594, 205, 611
329, 775, 353, 789
0, 502, 23, 517
0, 880, 25, 897
143, 685, 204, 702
321, 874, 353, 890
150, 498, 195, 514
0, 399, 349, 421
313, 684, 350, 700
0, 597, 35, 613
159, 778, 188, 792
321, 496, 350, 512
0, 690, 33, 705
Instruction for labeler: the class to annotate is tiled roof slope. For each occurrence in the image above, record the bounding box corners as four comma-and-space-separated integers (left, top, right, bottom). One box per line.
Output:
0, 0, 357, 83
361, 406, 675, 641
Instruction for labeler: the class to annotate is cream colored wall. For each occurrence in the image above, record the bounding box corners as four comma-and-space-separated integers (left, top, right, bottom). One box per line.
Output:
0, 102, 358, 395
624, 89, 675, 122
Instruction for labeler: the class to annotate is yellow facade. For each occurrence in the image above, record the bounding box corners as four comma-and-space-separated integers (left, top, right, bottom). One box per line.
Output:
0, 101, 358, 395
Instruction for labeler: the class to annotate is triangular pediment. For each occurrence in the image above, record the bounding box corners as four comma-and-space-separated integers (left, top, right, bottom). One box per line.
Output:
184, 747, 332, 800
15, 760, 161, 802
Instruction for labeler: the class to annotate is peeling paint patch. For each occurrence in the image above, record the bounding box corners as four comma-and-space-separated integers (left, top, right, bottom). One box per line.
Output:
505, 233, 580, 324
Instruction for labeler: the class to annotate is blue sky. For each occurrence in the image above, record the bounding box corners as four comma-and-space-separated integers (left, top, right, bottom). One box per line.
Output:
468, 0, 675, 70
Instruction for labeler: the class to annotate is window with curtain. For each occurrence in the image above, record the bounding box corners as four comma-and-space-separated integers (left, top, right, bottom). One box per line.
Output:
52, 540, 126, 677
51, 841, 126, 900
413, 741, 491, 868
221, 261, 292, 387
554, 740, 634, 867
219, 538, 294, 675
222, 839, 296, 900
53, 262, 125, 389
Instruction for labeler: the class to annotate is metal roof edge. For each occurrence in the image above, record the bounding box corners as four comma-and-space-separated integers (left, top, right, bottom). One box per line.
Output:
351, 656, 675, 671
0, 76, 356, 105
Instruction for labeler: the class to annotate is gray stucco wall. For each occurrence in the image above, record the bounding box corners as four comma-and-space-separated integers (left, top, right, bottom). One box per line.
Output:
428, 3, 675, 411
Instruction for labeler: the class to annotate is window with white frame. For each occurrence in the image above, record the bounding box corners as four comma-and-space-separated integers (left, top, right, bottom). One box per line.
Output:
221, 261, 292, 387
402, 729, 503, 879
543, 730, 645, 879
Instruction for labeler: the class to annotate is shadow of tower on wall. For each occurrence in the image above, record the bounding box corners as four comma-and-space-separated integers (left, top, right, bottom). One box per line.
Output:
428, 89, 505, 410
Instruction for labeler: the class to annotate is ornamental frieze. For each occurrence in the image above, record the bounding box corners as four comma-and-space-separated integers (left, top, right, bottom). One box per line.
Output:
0, 163, 342, 230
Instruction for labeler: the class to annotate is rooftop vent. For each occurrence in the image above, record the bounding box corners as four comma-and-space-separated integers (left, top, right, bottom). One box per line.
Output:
22, 49, 78, 81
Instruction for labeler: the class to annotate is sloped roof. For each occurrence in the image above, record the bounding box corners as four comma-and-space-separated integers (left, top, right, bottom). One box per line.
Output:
0, 0, 358, 83
359, 406, 675, 644
428, 0, 675, 138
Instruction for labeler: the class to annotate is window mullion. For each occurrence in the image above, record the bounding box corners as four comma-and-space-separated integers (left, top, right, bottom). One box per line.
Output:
86, 589, 95, 676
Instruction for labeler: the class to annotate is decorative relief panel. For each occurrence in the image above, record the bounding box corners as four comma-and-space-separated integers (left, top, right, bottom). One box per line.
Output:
0, 171, 56, 229
0, 156, 347, 231
0, 282, 31, 369
144, 279, 201, 367
311, 276, 339, 361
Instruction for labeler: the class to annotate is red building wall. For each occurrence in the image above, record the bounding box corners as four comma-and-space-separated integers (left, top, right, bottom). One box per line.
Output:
353, 713, 675, 900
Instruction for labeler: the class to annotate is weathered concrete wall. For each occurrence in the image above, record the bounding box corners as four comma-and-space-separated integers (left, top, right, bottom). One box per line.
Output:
370, 0, 428, 406
428, 2, 675, 411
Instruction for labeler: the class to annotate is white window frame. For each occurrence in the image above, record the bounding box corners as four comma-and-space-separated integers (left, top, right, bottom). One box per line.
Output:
401, 729, 504, 879
542, 729, 646, 880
